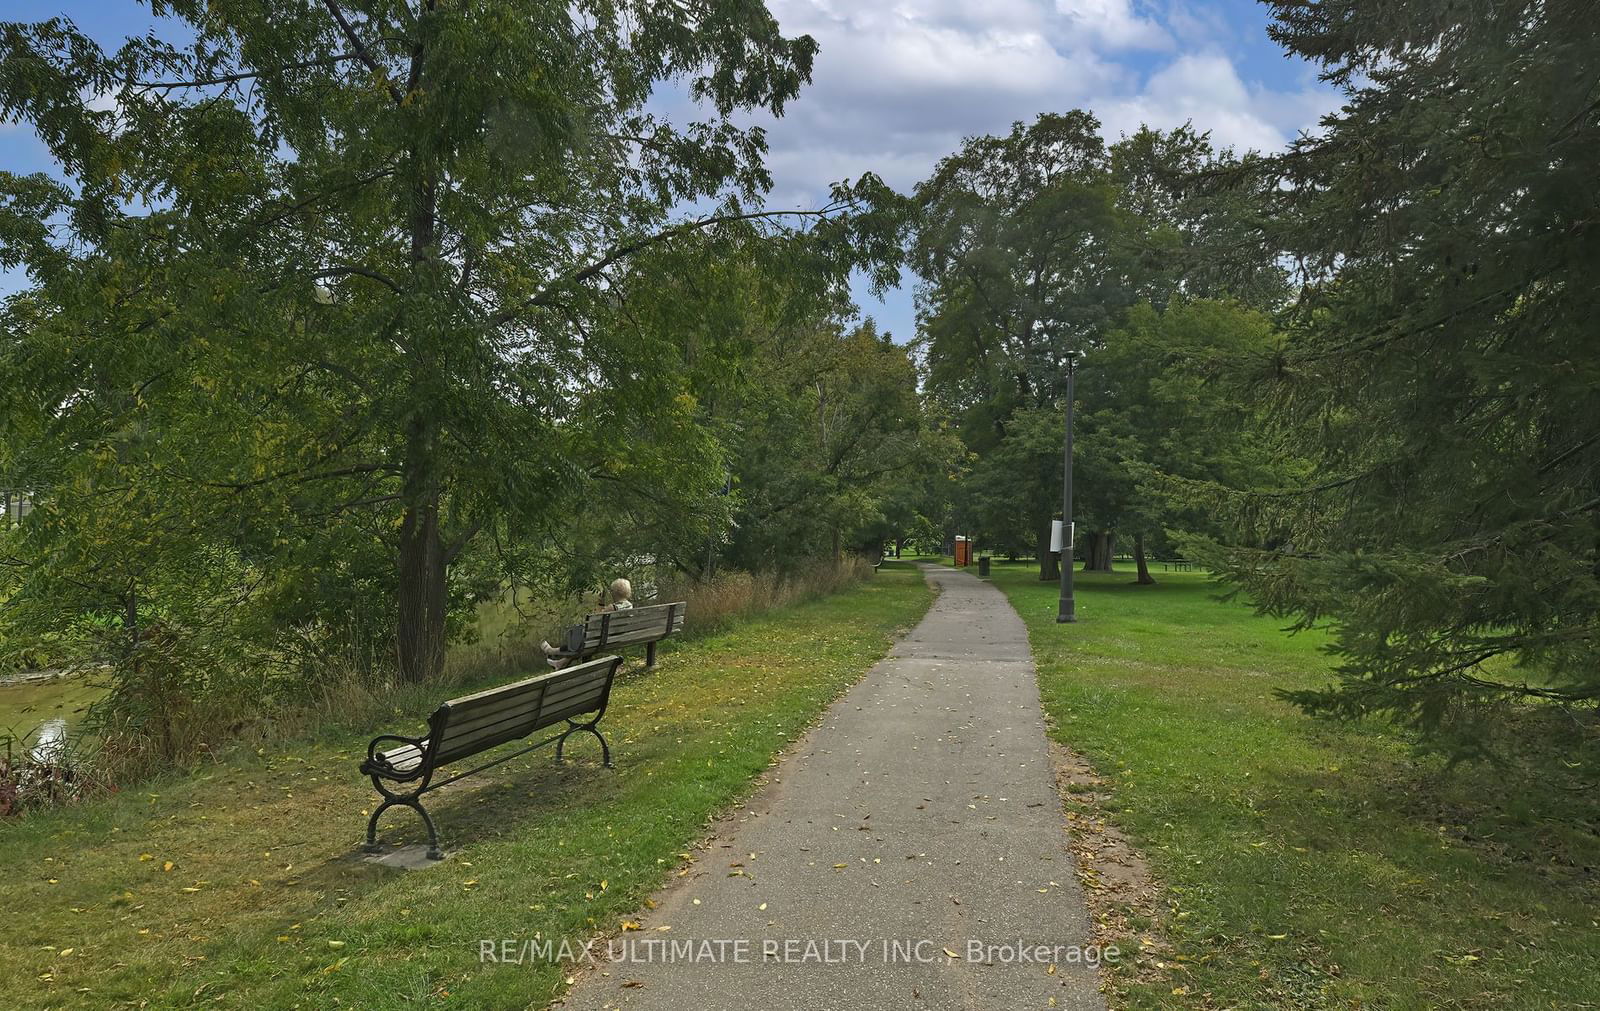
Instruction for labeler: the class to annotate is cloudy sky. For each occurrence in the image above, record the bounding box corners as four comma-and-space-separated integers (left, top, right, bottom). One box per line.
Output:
1, 1, 1339, 338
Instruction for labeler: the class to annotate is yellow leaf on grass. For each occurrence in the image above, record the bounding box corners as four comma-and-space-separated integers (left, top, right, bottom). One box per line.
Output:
162, 862, 174, 873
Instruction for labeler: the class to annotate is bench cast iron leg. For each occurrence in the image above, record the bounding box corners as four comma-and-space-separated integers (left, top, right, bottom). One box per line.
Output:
412, 798, 444, 860
556, 719, 614, 769
646, 640, 657, 668
364, 798, 395, 853
365, 780, 445, 860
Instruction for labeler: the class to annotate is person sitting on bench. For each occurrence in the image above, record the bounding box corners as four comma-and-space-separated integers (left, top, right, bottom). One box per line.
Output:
541, 578, 633, 669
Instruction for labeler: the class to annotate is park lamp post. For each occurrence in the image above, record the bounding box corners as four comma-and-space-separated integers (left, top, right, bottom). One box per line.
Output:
1057, 349, 1081, 624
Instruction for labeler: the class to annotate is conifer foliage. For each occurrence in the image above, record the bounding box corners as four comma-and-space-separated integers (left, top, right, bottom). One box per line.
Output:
1198, 0, 1600, 737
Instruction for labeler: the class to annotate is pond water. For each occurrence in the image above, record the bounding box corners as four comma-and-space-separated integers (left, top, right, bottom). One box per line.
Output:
30, 718, 68, 759
0, 672, 106, 758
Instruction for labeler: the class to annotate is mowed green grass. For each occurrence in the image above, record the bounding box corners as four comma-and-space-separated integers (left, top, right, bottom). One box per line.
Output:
988, 562, 1600, 1011
0, 564, 932, 1010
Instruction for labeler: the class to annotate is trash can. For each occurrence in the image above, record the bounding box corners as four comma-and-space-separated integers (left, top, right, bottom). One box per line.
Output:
978, 556, 991, 578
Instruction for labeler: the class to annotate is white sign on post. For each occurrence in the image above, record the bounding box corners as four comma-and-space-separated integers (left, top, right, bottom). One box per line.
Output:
1049, 520, 1074, 554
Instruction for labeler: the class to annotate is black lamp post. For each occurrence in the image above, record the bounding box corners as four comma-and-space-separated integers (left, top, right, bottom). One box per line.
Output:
1057, 350, 1080, 624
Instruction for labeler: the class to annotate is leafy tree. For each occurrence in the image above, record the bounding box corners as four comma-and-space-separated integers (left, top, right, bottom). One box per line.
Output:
912, 112, 1281, 577
1110, 125, 1287, 310
1084, 298, 1295, 581
911, 112, 1133, 575
0, 2, 893, 688
719, 317, 949, 572
1197, 0, 1600, 746
958, 404, 1065, 571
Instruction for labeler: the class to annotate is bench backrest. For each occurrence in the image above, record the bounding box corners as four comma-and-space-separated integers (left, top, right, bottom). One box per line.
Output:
427, 654, 622, 768
577, 601, 685, 652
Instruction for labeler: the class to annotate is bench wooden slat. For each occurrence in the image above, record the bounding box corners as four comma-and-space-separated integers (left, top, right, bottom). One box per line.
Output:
540, 696, 612, 725
583, 605, 681, 630
432, 658, 614, 759
361, 654, 623, 859
438, 694, 549, 738
569, 603, 684, 647
443, 675, 549, 713
432, 723, 540, 766
433, 701, 550, 756
376, 743, 424, 774
585, 611, 683, 635
580, 626, 678, 649
539, 677, 612, 711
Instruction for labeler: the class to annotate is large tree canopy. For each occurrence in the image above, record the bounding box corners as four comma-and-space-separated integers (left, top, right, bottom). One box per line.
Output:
912, 111, 1284, 578
1195, 0, 1600, 743
0, 1, 897, 692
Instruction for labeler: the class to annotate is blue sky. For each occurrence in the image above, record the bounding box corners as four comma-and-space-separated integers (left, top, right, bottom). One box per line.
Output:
0, 1, 1338, 340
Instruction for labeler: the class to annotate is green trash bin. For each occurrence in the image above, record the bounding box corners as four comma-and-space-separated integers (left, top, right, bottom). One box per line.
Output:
978, 556, 991, 578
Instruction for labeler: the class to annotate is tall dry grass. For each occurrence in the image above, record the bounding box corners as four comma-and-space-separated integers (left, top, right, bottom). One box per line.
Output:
4, 557, 880, 812
659, 557, 875, 635
297, 557, 873, 737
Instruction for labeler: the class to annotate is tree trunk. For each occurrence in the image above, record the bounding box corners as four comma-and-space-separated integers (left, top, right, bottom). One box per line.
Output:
1037, 527, 1060, 581
1134, 531, 1155, 585
396, 419, 448, 684
394, 147, 448, 684
831, 525, 842, 565
1083, 531, 1115, 572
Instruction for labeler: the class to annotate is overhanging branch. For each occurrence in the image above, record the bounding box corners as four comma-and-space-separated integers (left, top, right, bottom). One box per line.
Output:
489, 205, 850, 326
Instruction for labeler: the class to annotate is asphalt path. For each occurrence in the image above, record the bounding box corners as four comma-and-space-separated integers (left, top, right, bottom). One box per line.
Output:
557, 563, 1105, 1011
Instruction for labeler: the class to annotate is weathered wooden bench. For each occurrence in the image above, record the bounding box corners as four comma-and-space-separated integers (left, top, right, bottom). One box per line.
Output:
546, 601, 685, 669
359, 654, 623, 859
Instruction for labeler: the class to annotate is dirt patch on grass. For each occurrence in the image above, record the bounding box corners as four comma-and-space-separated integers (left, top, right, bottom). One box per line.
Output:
1049, 739, 1176, 996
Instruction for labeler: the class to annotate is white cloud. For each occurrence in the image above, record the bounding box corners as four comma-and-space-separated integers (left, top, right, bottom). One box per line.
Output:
734, 0, 1336, 206
1054, 0, 1172, 50
667, 0, 1341, 336
1093, 52, 1339, 154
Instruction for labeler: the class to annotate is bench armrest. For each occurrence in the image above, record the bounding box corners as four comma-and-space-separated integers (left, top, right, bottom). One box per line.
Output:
361, 732, 429, 778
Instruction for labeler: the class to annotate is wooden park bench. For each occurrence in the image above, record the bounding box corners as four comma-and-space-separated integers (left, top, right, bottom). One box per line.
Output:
546, 601, 685, 669
359, 654, 623, 860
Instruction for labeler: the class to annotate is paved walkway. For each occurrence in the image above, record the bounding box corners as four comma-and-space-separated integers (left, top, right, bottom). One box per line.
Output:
559, 564, 1104, 1011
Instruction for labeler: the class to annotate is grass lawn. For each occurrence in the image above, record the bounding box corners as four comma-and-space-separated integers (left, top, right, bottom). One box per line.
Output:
0, 563, 932, 1010
987, 562, 1600, 1011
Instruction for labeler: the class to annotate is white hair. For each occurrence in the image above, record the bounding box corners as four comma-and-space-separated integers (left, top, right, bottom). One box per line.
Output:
609, 577, 633, 601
